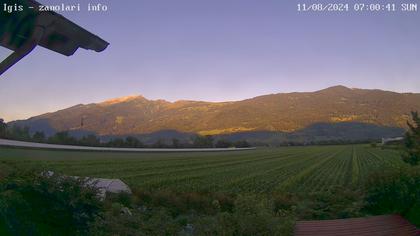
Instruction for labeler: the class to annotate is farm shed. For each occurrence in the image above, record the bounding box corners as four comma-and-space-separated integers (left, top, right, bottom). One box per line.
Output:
294, 215, 419, 236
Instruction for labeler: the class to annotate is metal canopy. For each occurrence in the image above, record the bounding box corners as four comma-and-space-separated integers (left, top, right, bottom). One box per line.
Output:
0, 0, 109, 76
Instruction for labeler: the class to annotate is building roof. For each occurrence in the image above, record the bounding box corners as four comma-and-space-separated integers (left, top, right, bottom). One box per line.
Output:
294, 215, 419, 236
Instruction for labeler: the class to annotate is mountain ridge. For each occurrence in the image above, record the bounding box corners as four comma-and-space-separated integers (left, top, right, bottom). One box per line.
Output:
80, 86, 416, 106
8, 86, 420, 140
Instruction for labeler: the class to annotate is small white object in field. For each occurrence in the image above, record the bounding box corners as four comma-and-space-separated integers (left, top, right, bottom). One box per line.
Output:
120, 207, 133, 216
87, 178, 132, 199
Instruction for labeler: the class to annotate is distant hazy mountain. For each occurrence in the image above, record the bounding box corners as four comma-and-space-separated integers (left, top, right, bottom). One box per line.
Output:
9, 86, 419, 142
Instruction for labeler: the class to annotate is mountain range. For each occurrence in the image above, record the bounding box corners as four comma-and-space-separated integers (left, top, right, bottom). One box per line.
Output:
9, 86, 420, 144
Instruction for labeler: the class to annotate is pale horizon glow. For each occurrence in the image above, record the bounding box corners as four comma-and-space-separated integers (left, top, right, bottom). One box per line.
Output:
1, 0, 420, 122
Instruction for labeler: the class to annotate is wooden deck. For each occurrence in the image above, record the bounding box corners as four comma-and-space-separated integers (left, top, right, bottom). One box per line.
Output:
295, 215, 419, 236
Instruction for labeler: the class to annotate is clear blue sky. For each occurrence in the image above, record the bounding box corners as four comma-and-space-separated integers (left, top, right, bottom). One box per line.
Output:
1, 0, 420, 121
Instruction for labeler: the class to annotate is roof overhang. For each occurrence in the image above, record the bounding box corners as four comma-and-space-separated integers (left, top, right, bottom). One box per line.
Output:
0, 0, 109, 76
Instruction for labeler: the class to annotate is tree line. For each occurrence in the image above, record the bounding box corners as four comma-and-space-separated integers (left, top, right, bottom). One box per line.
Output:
1, 110, 418, 160
0, 119, 250, 149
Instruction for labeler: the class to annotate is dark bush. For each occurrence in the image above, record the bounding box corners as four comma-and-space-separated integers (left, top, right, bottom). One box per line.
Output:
133, 190, 231, 216
0, 169, 103, 235
365, 168, 420, 226
295, 187, 364, 220
402, 111, 420, 166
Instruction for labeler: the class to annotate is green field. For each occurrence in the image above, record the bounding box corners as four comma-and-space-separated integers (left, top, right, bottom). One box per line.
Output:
0, 145, 406, 194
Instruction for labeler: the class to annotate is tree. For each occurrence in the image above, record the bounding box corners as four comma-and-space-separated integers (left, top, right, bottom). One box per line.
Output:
152, 138, 166, 148
234, 140, 251, 148
125, 136, 143, 148
7, 125, 31, 141
107, 138, 125, 148
32, 131, 46, 143
365, 168, 420, 225
172, 138, 180, 148
80, 134, 100, 147
192, 135, 214, 148
0, 119, 7, 138
402, 111, 420, 166
215, 140, 232, 148
48, 131, 77, 145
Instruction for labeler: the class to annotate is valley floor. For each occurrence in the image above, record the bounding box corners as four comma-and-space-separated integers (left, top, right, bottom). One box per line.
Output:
0, 145, 406, 194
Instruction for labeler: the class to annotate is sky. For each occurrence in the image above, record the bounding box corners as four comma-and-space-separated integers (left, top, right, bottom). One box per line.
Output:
1, 0, 420, 121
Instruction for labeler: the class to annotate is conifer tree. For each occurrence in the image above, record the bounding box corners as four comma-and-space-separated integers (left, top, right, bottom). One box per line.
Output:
402, 111, 420, 166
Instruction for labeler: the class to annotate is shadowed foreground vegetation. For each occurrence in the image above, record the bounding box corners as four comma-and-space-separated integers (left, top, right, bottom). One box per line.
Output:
0, 145, 419, 235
